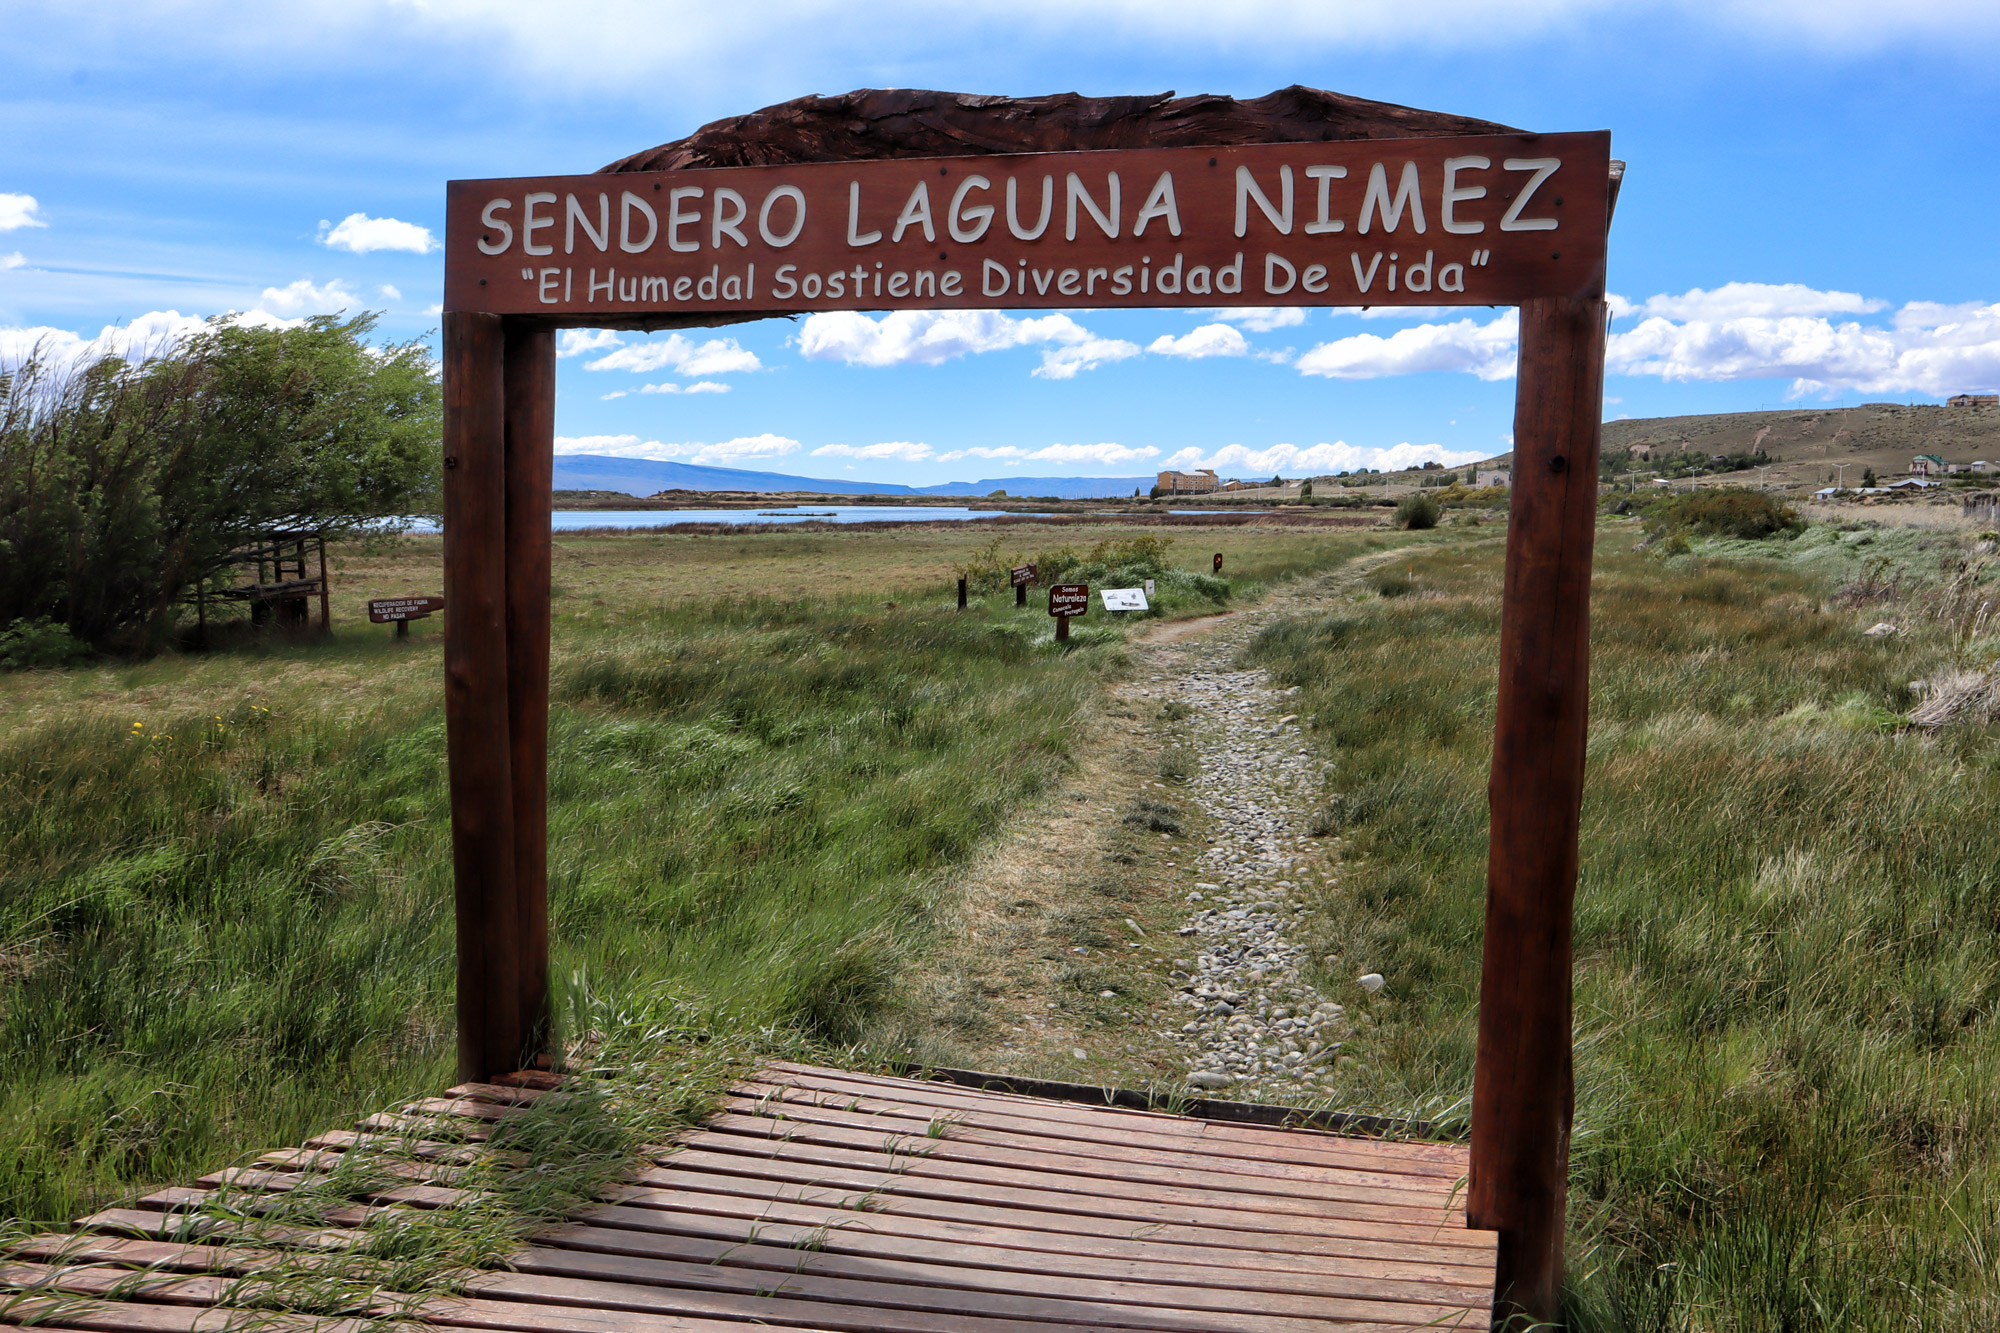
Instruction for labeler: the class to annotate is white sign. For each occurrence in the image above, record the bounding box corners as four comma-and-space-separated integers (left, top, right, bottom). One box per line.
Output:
1144, 578, 1156, 598
1101, 588, 1149, 611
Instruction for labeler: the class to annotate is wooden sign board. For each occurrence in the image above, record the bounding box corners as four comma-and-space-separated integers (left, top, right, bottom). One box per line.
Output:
1213, 553, 1224, 573
1048, 584, 1089, 618
1100, 588, 1149, 611
1010, 564, 1037, 586
445, 133, 1609, 319
369, 595, 446, 623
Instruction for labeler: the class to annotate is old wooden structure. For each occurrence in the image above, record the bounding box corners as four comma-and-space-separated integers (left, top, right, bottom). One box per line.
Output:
428, 87, 1616, 1327
193, 528, 331, 640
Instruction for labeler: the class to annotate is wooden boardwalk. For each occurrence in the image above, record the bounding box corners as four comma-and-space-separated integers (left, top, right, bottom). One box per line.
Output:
4, 1062, 1494, 1332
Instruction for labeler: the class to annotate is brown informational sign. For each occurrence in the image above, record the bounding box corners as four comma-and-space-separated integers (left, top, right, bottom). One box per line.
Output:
369, 595, 446, 623
445, 133, 1609, 318
1047, 584, 1089, 618
1213, 553, 1224, 573
1010, 564, 1037, 586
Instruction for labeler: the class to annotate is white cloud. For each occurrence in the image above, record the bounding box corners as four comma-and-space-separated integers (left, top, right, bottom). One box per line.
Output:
1610, 282, 1887, 322
1608, 297, 2000, 397
1165, 440, 1486, 475
811, 441, 935, 462
258, 278, 360, 315
585, 332, 761, 375
557, 329, 623, 358
599, 390, 627, 400
1208, 307, 1306, 332
936, 446, 1028, 462
0, 252, 24, 270
1023, 442, 1160, 466
638, 380, 730, 394
377, 284, 401, 300
0, 194, 46, 232
1295, 310, 1520, 381
0, 309, 215, 365
318, 212, 437, 254
553, 432, 800, 466
797, 308, 1139, 379
1148, 324, 1252, 359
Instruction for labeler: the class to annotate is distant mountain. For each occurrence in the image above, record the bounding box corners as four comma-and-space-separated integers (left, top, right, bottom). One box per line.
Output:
551, 454, 1151, 500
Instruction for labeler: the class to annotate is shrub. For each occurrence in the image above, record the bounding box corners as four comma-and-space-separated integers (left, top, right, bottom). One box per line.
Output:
1393, 493, 1440, 530
1648, 487, 1803, 541
0, 617, 92, 669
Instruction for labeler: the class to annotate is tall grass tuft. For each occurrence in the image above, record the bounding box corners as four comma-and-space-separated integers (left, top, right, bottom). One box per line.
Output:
1247, 528, 2000, 1330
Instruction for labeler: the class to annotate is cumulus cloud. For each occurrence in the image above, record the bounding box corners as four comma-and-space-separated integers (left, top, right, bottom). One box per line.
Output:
1295, 310, 1521, 381
1608, 291, 2000, 397
1164, 440, 1486, 475
1148, 324, 1252, 359
0, 309, 224, 365
935, 446, 1027, 462
377, 284, 401, 300
318, 212, 438, 254
553, 432, 801, 466
797, 308, 1139, 379
0, 194, 46, 232
1, 252, 24, 270
811, 441, 935, 462
585, 332, 761, 376
259, 278, 361, 315
557, 329, 622, 358
1028, 442, 1159, 466
1208, 307, 1306, 332
1609, 281, 1886, 322
638, 380, 730, 394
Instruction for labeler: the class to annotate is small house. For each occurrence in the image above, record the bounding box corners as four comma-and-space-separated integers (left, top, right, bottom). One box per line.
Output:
1888, 477, 1940, 490
1476, 469, 1512, 489
1948, 393, 1999, 408
1911, 453, 1947, 477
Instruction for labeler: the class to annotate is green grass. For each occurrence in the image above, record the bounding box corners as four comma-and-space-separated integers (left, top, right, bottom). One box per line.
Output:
1246, 522, 2000, 1329
0, 521, 1389, 1228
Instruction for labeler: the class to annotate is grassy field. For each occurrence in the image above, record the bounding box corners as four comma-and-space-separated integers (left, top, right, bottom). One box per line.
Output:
0, 516, 1373, 1225
1249, 513, 2000, 1329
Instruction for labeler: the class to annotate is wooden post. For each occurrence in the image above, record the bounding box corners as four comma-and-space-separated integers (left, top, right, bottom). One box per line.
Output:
1054, 615, 1069, 642
504, 321, 555, 1064
316, 535, 331, 636
1468, 295, 1607, 1327
442, 311, 523, 1084
1016, 583, 1026, 607
958, 577, 968, 609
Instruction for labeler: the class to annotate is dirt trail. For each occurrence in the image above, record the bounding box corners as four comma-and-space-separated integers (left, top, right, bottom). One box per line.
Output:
892, 551, 1406, 1099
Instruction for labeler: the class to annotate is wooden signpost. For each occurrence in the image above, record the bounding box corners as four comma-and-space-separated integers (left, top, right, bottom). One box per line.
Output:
369, 594, 445, 639
1011, 563, 1036, 606
1048, 583, 1089, 641
440, 87, 1616, 1329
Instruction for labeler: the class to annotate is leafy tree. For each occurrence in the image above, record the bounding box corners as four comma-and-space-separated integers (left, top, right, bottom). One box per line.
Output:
1862, 467, 1878, 488
0, 313, 440, 652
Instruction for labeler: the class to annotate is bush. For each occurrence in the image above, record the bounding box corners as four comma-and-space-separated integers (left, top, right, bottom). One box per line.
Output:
1393, 493, 1440, 530
0, 617, 91, 669
1648, 487, 1803, 541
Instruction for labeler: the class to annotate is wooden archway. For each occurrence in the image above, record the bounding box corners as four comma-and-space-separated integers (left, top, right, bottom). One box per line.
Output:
439, 86, 1617, 1327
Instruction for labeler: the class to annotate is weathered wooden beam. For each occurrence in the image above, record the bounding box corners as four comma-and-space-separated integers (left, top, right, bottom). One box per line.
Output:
1468, 293, 1608, 1327
442, 310, 522, 1083
503, 321, 555, 1063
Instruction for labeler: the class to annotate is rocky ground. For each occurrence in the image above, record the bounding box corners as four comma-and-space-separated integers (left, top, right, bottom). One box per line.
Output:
1135, 627, 1364, 1100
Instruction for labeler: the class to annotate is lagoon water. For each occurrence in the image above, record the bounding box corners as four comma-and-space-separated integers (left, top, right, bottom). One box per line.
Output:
401, 505, 1054, 533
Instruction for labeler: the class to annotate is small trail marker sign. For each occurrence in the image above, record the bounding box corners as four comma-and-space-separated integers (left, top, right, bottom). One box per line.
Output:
1101, 588, 1149, 611
1012, 563, 1037, 606
370, 595, 445, 639
1213, 553, 1224, 573
1143, 577, 1156, 599
1048, 582, 1088, 641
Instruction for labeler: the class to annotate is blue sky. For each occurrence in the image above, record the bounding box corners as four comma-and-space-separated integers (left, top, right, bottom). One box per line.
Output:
4, 1, 1998, 486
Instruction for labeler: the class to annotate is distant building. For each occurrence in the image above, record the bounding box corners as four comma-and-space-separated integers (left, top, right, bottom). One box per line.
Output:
1911, 453, 1948, 477
1947, 462, 1975, 474
1156, 469, 1219, 494
1948, 393, 1999, 408
1221, 479, 1249, 491
1476, 469, 1511, 489
1889, 477, 1941, 490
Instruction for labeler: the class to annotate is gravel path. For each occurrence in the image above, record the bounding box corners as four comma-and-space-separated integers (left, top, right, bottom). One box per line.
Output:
1133, 612, 1361, 1100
